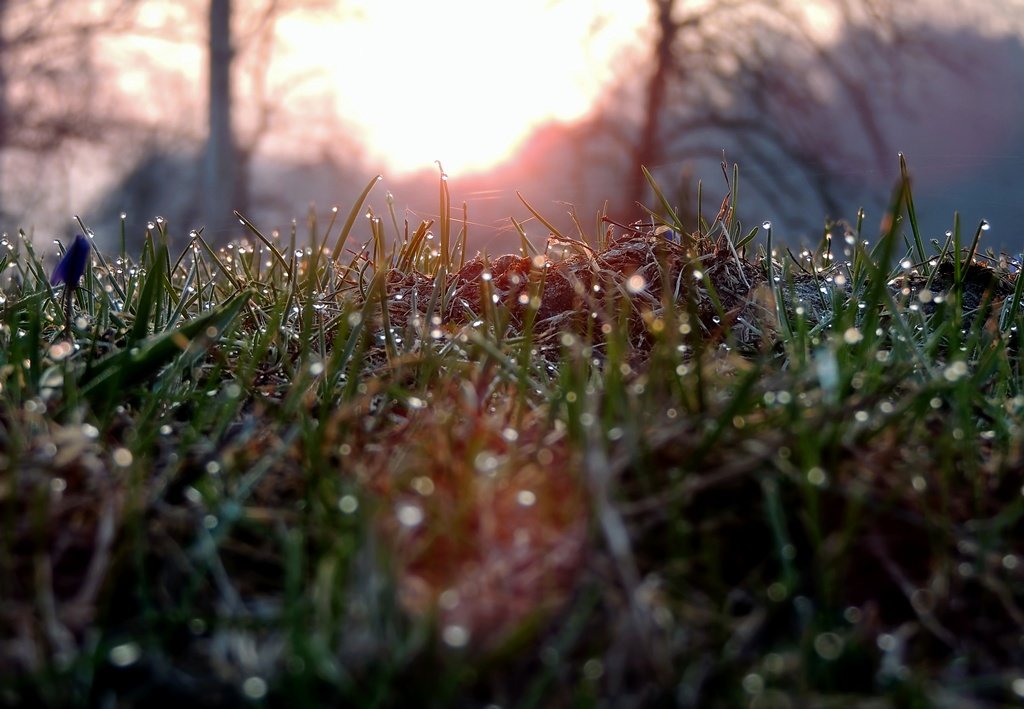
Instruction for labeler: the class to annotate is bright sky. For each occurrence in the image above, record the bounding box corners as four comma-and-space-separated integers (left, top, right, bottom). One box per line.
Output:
275, 0, 651, 175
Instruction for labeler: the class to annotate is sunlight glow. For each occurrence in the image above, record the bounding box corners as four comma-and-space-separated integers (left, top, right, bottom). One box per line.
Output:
277, 0, 649, 175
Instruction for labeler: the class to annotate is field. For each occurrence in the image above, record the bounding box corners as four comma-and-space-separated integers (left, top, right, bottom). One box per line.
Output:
2, 160, 1023, 707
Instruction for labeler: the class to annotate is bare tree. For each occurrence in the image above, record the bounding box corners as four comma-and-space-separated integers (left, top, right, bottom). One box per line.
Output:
600, 0, 977, 231
0, 1, 142, 220
203, 0, 238, 232
201, 0, 342, 233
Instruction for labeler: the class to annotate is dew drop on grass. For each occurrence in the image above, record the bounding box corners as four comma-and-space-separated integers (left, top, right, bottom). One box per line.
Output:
410, 476, 434, 496
396, 502, 424, 528
108, 642, 141, 667
241, 677, 267, 700
981, 220, 991, 231
762, 220, 772, 230
112, 447, 133, 467
741, 673, 764, 695
442, 624, 469, 648
439, 589, 460, 610
516, 490, 537, 507
474, 452, 499, 475
806, 467, 827, 487
813, 633, 844, 661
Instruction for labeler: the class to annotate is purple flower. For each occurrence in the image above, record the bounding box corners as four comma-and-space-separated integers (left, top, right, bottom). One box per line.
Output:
51, 234, 91, 289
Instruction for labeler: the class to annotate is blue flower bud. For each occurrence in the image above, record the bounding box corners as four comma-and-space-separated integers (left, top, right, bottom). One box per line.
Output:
51, 233, 91, 289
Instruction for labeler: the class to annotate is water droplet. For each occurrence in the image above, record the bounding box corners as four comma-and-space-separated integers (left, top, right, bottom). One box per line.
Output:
442, 624, 469, 648
516, 490, 537, 507
241, 677, 267, 700
813, 632, 844, 660
761, 220, 772, 230
109, 642, 141, 667
396, 502, 424, 527
981, 220, 991, 231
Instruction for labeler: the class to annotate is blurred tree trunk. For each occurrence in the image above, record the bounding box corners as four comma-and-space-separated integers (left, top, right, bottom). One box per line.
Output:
0, 0, 8, 221
626, 0, 676, 220
203, 0, 239, 234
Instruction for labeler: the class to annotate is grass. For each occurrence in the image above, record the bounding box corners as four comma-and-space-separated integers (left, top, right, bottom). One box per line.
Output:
2, 159, 1024, 707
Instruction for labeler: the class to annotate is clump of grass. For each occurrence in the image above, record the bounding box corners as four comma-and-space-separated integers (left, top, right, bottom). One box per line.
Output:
1, 159, 1023, 707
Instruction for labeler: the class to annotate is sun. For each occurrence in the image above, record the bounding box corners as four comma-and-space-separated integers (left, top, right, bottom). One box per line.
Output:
277, 0, 649, 176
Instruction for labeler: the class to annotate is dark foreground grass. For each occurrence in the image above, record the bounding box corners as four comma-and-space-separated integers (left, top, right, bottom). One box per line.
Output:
2, 161, 1024, 707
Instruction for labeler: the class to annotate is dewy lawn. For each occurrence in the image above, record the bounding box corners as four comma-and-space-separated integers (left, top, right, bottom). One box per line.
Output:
2, 160, 1023, 707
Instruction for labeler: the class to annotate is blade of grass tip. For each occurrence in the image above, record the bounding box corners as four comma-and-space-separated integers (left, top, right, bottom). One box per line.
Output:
119, 212, 127, 264
900, 153, 928, 275
386, 191, 402, 246
1000, 259, 1024, 332
963, 219, 988, 275
641, 166, 690, 249
696, 178, 703, 237
312, 205, 340, 275
459, 201, 468, 271
166, 259, 198, 330
860, 179, 907, 341
728, 161, 739, 233
437, 163, 453, 318
597, 202, 610, 251
567, 204, 588, 243
19, 233, 51, 289
925, 221, 956, 292
517, 191, 566, 241
764, 222, 791, 337
736, 225, 759, 252
128, 237, 168, 344
397, 220, 433, 272
235, 211, 290, 282
952, 212, 962, 289
331, 175, 383, 262
510, 216, 538, 257
438, 162, 452, 268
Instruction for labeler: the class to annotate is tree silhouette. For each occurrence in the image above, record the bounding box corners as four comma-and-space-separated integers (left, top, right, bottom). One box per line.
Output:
603, 0, 978, 231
